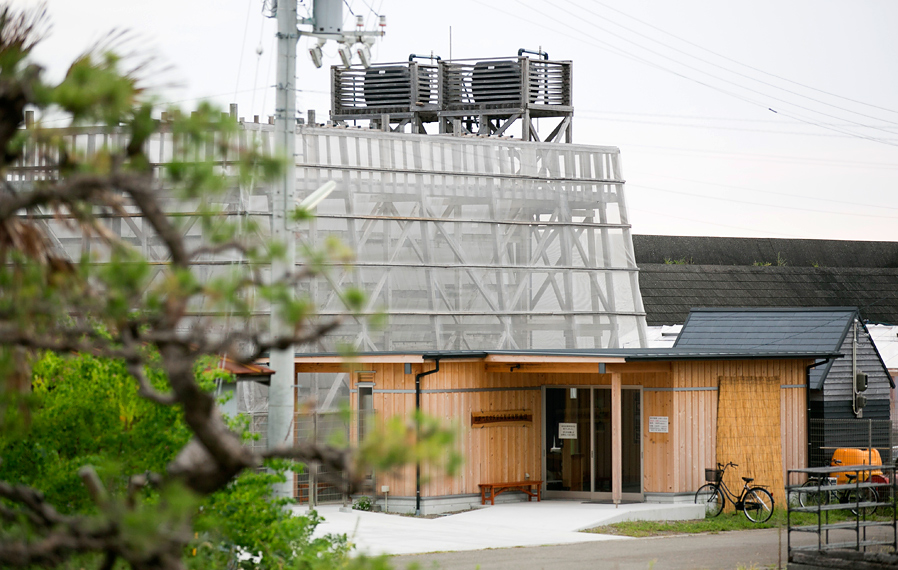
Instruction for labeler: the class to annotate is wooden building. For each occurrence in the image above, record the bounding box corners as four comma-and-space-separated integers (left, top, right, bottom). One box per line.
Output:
295, 343, 840, 513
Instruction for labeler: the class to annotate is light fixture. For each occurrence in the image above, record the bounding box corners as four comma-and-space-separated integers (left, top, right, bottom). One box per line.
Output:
356, 43, 372, 68
337, 43, 353, 68
297, 180, 337, 211
356, 15, 364, 28
309, 42, 323, 68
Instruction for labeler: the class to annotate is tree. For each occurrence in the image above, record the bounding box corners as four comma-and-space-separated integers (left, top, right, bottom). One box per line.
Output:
0, 5, 455, 569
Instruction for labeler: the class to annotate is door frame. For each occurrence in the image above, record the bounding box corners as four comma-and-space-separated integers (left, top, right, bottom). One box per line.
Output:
541, 385, 644, 502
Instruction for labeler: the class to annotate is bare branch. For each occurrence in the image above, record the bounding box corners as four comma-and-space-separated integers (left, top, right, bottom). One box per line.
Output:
125, 184, 189, 268
0, 480, 68, 527
0, 173, 132, 220
77, 466, 109, 509
188, 240, 254, 260
120, 328, 179, 406
0, 327, 126, 359
261, 442, 359, 492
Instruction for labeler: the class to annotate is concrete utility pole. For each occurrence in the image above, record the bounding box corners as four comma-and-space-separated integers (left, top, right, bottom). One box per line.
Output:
266, 0, 384, 503
268, 0, 299, 501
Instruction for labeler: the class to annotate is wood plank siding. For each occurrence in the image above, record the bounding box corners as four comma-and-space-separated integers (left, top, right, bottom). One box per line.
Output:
306, 357, 811, 499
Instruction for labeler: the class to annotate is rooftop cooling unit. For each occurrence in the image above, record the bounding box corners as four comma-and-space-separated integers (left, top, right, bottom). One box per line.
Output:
471, 60, 522, 104
363, 65, 431, 108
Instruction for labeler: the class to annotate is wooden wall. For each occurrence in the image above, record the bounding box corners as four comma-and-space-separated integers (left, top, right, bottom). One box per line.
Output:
312, 357, 810, 499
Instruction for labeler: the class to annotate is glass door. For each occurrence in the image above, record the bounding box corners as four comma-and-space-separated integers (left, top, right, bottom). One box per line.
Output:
545, 387, 590, 492
544, 386, 642, 499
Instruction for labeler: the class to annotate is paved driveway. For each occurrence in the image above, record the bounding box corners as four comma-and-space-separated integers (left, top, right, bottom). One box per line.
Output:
299, 500, 703, 556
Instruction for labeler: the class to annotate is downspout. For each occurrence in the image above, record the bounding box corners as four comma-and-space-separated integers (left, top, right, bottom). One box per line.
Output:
415, 359, 440, 516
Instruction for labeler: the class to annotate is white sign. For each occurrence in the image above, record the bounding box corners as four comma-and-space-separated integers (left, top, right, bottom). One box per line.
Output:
649, 416, 669, 433
558, 422, 577, 439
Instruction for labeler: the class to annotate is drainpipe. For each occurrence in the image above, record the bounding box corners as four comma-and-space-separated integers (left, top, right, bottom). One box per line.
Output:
415, 359, 440, 516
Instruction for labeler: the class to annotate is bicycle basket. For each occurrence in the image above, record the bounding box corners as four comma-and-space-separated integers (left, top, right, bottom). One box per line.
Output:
705, 468, 722, 482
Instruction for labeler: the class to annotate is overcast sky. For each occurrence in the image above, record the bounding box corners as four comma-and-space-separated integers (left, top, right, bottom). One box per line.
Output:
18, 0, 898, 243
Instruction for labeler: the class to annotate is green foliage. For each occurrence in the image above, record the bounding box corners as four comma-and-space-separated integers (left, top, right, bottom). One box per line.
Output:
0, 352, 185, 513
352, 495, 374, 511
358, 411, 462, 479
663, 257, 692, 265
190, 469, 357, 570
585, 509, 864, 537
752, 252, 787, 267
0, 351, 449, 568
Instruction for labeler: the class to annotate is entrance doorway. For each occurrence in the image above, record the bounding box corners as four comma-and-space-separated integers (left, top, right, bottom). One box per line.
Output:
543, 386, 642, 500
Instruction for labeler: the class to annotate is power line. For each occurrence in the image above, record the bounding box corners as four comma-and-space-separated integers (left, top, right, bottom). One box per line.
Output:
628, 205, 806, 238
515, 0, 898, 142
590, 0, 898, 119
649, 174, 898, 212
503, 0, 898, 147
581, 109, 898, 128
618, 142, 898, 170
630, 183, 898, 220
558, 0, 898, 129
577, 112, 898, 140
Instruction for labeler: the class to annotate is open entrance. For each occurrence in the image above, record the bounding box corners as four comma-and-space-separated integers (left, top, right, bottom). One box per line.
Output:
543, 386, 642, 501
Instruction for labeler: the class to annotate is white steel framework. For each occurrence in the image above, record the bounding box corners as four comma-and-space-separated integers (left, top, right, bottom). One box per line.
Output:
8, 122, 647, 351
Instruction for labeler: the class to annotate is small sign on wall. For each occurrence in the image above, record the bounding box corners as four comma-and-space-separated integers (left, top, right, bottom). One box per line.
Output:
649, 416, 669, 433
558, 422, 578, 439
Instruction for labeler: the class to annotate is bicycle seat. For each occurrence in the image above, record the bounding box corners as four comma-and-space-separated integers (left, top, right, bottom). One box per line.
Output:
846, 473, 857, 482
742, 477, 754, 483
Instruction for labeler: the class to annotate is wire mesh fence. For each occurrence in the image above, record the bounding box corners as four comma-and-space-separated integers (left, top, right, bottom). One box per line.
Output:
245, 410, 353, 504
808, 418, 897, 468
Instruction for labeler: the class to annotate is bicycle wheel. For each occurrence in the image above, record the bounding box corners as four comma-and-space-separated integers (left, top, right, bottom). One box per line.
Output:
847, 486, 878, 517
797, 479, 829, 508
695, 483, 724, 517
743, 487, 775, 523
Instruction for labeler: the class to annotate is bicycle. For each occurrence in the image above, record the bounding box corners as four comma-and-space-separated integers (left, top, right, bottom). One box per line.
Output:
694, 462, 775, 523
795, 463, 880, 517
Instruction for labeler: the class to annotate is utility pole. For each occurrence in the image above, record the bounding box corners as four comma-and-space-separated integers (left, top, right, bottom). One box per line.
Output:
268, 0, 299, 502
266, 0, 385, 504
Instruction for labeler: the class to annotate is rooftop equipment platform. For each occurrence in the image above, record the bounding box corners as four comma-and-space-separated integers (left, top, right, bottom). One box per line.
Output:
332, 54, 572, 142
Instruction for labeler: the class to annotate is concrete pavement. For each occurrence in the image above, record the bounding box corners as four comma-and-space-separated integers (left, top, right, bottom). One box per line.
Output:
295, 500, 705, 557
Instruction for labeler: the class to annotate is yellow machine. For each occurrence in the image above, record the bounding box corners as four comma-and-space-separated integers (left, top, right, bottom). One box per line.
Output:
830, 448, 884, 484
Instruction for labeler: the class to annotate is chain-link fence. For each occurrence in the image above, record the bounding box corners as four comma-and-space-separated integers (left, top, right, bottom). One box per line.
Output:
808, 418, 897, 468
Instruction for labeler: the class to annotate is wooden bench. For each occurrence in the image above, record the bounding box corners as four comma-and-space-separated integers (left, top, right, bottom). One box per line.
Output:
478, 480, 543, 505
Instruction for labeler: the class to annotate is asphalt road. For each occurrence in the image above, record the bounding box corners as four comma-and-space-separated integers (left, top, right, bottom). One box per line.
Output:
390, 526, 894, 570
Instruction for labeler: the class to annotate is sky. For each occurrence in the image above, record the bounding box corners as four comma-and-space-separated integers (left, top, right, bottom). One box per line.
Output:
17, 0, 898, 242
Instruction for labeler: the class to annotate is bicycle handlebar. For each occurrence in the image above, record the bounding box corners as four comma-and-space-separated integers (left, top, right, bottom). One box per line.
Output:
717, 461, 739, 469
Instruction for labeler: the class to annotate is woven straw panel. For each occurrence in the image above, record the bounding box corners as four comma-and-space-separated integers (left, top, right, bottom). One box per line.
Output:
717, 376, 784, 509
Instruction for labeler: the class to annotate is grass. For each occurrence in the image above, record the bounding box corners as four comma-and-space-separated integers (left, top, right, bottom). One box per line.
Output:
583, 508, 884, 538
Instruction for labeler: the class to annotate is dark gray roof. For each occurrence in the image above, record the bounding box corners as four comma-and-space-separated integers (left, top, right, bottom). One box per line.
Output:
637, 264, 898, 326
675, 308, 856, 391
674, 308, 856, 352
633, 235, 898, 268
291, 347, 843, 361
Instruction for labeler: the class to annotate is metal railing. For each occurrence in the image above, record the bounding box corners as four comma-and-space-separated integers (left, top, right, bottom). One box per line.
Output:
787, 463, 897, 564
